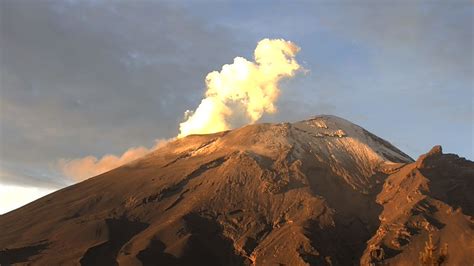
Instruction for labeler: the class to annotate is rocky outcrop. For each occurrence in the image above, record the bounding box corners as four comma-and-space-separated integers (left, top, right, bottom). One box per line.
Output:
361, 146, 474, 266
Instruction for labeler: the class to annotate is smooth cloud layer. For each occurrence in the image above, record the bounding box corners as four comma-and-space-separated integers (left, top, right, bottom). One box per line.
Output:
58, 139, 169, 181
178, 38, 302, 137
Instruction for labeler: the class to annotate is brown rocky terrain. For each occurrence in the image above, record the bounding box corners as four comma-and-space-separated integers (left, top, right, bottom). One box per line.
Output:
0, 115, 472, 265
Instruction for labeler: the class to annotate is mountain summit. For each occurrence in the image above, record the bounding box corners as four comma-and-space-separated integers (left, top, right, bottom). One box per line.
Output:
1, 115, 472, 265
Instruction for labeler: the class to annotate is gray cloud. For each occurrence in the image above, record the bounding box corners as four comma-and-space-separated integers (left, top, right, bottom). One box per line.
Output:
0, 0, 240, 187
0, 161, 67, 189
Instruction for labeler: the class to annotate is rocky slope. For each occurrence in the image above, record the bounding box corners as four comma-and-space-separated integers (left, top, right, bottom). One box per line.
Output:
0, 115, 472, 266
361, 145, 474, 265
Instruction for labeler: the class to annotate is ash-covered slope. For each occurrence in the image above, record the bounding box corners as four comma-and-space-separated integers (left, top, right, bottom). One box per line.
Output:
0, 115, 472, 266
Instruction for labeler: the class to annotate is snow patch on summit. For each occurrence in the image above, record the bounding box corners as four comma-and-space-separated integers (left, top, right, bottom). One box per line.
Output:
294, 115, 412, 163
162, 115, 413, 191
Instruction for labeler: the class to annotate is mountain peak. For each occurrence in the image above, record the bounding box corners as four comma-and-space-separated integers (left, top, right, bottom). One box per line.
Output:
415, 145, 443, 168
154, 115, 412, 191
1, 116, 472, 266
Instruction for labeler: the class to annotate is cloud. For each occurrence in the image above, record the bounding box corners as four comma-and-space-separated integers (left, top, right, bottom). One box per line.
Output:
0, 166, 67, 189
0, 0, 238, 187
58, 139, 169, 182
179, 38, 302, 137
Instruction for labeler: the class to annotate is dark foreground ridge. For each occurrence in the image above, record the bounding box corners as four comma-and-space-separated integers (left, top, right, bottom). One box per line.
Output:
1, 116, 473, 265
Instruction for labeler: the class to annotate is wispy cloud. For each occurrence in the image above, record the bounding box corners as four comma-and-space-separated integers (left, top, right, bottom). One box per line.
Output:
57, 139, 169, 181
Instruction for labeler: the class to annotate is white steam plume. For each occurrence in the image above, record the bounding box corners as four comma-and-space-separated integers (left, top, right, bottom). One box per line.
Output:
178, 38, 302, 137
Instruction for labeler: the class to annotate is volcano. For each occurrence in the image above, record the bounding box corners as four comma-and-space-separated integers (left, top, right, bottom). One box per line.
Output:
1, 115, 473, 265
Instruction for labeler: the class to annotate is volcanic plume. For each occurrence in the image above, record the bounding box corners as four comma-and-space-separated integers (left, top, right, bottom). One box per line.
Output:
178, 38, 302, 137
59, 38, 302, 181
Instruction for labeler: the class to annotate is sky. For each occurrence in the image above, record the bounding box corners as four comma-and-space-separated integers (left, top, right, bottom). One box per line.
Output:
0, 0, 472, 214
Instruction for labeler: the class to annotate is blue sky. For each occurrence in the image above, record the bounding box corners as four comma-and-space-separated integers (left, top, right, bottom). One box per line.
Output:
0, 0, 472, 213
188, 0, 473, 158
